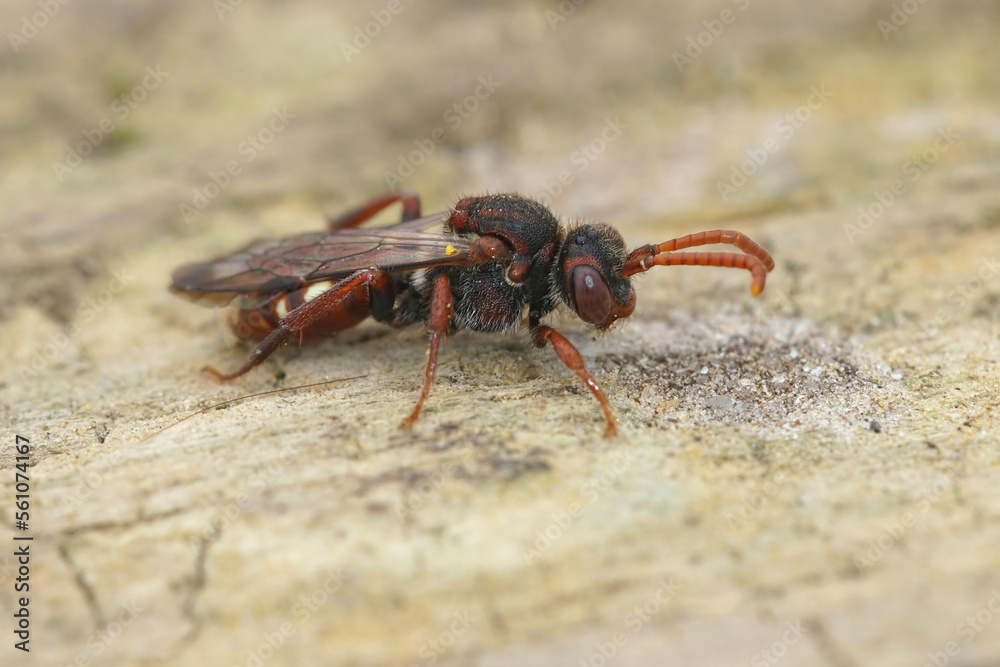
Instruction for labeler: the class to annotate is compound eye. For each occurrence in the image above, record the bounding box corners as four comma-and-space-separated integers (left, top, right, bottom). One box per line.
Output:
571, 265, 612, 325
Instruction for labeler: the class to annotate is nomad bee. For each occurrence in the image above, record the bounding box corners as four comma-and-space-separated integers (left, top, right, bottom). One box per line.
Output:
170, 191, 774, 435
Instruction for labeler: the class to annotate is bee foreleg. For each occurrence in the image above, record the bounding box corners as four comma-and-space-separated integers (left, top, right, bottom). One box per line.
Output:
530, 324, 617, 437
326, 191, 422, 230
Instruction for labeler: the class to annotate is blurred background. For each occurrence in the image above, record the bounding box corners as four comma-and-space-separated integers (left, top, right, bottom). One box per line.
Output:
2, 1, 1000, 666
3, 0, 996, 324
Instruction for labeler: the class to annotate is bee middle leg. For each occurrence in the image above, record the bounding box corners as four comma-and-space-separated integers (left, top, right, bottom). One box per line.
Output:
400, 273, 452, 429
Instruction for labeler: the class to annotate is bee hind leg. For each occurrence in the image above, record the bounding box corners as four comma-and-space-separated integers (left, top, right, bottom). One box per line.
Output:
204, 268, 393, 381
326, 191, 421, 230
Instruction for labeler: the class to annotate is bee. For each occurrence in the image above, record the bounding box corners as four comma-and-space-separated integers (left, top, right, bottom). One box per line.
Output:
171, 192, 774, 435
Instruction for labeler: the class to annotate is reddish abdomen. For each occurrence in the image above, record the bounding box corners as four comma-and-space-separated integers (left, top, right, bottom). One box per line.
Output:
232, 281, 371, 341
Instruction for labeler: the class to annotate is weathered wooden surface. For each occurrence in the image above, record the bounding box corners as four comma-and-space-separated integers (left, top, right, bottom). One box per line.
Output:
1, 1, 999, 665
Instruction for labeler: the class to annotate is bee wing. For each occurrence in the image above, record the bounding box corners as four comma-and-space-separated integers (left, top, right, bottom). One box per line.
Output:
170, 213, 474, 307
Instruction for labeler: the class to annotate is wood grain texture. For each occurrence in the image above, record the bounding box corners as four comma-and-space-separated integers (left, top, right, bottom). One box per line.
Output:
1, 1, 999, 665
